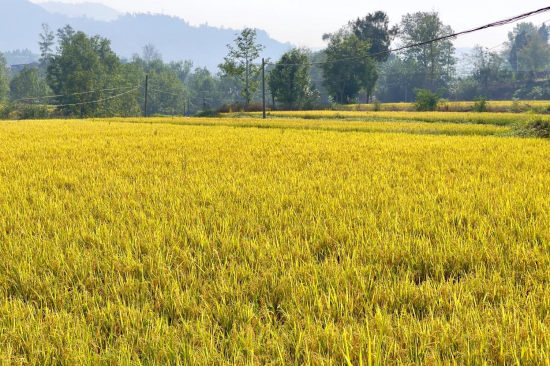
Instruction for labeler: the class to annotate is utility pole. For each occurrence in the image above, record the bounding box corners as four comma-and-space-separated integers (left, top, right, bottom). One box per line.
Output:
245, 58, 249, 106
144, 75, 148, 118
430, 43, 435, 92
262, 58, 266, 119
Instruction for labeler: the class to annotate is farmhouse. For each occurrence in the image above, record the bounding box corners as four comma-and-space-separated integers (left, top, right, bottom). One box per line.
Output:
8, 61, 40, 74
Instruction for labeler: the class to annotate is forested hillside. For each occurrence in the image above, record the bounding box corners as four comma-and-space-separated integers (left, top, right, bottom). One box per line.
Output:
0, 0, 293, 70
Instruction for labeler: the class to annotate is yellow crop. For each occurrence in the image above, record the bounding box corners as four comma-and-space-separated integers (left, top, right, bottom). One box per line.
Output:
1, 118, 549, 364
116, 116, 510, 135
345, 100, 550, 112
241, 110, 547, 126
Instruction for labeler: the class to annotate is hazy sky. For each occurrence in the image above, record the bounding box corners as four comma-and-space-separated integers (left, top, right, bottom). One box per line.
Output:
30, 0, 550, 50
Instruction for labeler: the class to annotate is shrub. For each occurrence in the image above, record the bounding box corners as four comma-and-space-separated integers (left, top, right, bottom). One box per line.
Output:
414, 89, 441, 111
473, 97, 488, 113
21, 105, 50, 119
218, 102, 269, 113
373, 101, 382, 111
0, 104, 50, 120
7, 110, 21, 120
194, 109, 220, 118
244, 103, 266, 112
217, 104, 233, 113
302, 101, 325, 111
515, 117, 550, 138
509, 98, 525, 113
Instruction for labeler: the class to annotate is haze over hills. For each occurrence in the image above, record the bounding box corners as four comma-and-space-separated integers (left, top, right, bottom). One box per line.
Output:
36, 1, 122, 22
0, 0, 294, 70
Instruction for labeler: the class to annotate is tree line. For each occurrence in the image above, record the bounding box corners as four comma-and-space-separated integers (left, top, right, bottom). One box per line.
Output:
0, 24, 244, 119
1, 11, 550, 118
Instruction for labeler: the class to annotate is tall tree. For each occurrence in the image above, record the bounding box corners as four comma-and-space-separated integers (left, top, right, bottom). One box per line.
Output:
187, 67, 216, 109
47, 31, 139, 117
0, 52, 9, 103
469, 45, 505, 97
169, 60, 194, 84
145, 60, 185, 115
539, 23, 549, 43
127, 55, 186, 115
321, 32, 378, 104
348, 11, 398, 62
10, 66, 51, 101
57, 24, 75, 44
376, 55, 422, 103
142, 44, 162, 63
519, 32, 550, 75
269, 48, 314, 108
506, 22, 535, 72
38, 23, 55, 72
399, 12, 456, 91
218, 28, 265, 105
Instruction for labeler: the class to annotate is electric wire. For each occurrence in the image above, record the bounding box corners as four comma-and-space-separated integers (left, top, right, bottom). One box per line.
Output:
268, 6, 550, 67
45, 87, 140, 107
14, 86, 137, 103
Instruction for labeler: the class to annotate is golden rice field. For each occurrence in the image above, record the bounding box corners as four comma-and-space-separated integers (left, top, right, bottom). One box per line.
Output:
243, 110, 548, 126
1, 117, 550, 364
345, 100, 550, 112
119, 116, 510, 135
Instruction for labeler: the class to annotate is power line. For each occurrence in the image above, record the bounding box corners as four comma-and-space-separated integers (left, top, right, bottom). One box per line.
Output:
46, 87, 140, 108
14, 86, 137, 103
147, 86, 241, 104
268, 6, 550, 67
148, 86, 212, 100
450, 18, 550, 72
487, 18, 550, 51
147, 87, 185, 98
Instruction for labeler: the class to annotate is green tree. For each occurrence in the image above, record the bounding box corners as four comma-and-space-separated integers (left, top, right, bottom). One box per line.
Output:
269, 48, 314, 108
187, 67, 216, 109
215, 74, 242, 107
348, 11, 398, 62
47, 31, 139, 117
136, 57, 185, 115
169, 60, 194, 84
375, 55, 421, 102
218, 28, 265, 105
518, 32, 550, 75
57, 24, 75, 43
10, 66, 51, 101
38, 23, 55, 72
142, 44, 162, 63
539, 23, 549, 43
321, 32, 377, 104
399, 12, 456, 92
0, 52, 9, 103
306, 50, 330, 105
470, 45, 505, 97
506, 22, 534, 72
414, 88, 441, 111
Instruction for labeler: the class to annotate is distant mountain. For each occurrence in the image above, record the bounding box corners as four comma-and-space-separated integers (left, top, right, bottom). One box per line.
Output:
0, 0, 294, 70
37, 1, 122, 22
0, 0, 66, 57
3, 49, 40, 66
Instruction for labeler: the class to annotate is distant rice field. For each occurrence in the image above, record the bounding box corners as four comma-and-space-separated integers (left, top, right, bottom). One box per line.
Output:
240, 110, 544, 126
343, 100, 550, 112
